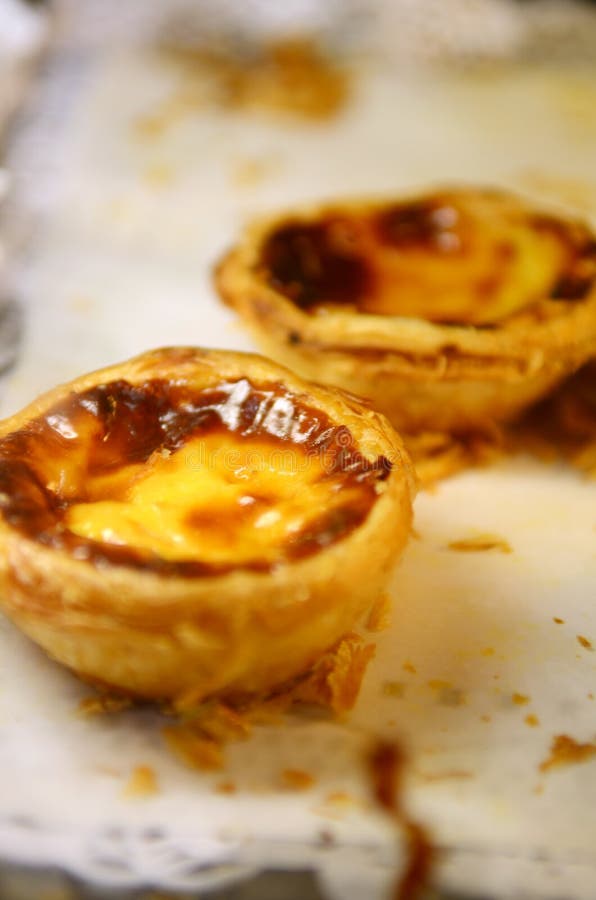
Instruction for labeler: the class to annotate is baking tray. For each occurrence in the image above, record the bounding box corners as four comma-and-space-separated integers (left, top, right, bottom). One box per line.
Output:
1, 3, 596, 898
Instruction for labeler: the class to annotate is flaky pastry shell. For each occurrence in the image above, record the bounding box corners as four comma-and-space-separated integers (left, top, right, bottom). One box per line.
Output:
215, 187, 596, 432
0, 347, 414, 704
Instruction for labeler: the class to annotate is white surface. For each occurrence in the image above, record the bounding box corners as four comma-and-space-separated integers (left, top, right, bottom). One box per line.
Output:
0, 0, 47, 61
0, 41, 596, 898
0, 0, 48, 133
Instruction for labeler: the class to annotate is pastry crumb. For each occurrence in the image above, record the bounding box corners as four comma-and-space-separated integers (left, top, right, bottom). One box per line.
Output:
540, 734, 596, 772
366, 592, 392, 632
123, 765, 159, 798
512, 693, 530, 706
77, 694, 133, 717
163, 726, 224, 771
447, 534, 512, 554
215, 780, 237, 794
163, 701, 251, 771
325, 790, 354, 805
427, 679, 451, 691
416, 769, 474, 783
382, 680, 406, 698
281, 768, 315, 791
290, 633, 375, 713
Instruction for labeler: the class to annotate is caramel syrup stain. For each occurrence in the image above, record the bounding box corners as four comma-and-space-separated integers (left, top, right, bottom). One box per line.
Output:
368, 741, 434, 900
0, 378, 390, 576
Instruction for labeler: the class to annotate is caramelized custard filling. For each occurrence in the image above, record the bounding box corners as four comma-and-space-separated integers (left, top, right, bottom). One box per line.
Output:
0, 378, 390, 575
260, 193, 596, 326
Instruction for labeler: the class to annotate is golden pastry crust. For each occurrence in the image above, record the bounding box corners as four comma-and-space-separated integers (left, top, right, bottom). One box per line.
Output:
0, 347, 414, 704
403, 428, 502, 489
215, 187, 596, 432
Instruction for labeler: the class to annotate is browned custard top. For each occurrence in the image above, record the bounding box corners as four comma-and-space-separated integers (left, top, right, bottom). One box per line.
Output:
0, 378, 390, 576
260, 191, 596, 326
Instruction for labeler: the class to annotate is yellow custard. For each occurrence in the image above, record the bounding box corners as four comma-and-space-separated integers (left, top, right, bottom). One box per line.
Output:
65, 432, 369, 566
0, 375, 388, 574
259, 189, 594, 325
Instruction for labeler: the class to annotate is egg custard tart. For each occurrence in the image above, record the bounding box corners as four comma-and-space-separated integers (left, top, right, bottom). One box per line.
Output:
0, 347, 414, 703
215, 187, 596, 433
